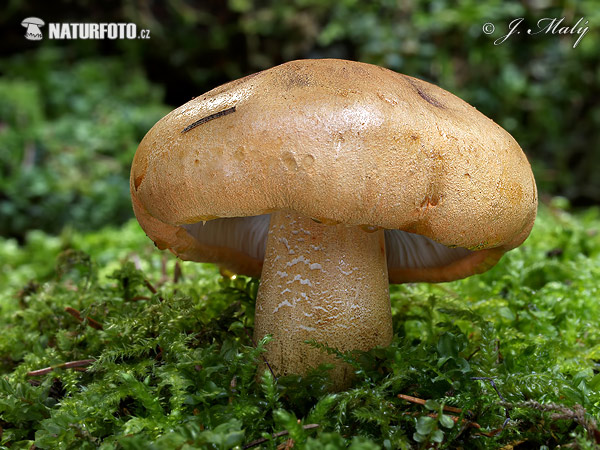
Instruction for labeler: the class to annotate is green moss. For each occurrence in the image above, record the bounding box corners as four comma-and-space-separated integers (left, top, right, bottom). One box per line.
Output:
0, 49, 170, 241
0, 203, 599, 449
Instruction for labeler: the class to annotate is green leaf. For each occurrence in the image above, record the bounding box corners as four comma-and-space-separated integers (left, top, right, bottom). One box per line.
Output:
424, 399, 439, 411
431, 429, 444, 443
439, 414, 455, 429
415, 416, 436, 435
437, 332, 463, 359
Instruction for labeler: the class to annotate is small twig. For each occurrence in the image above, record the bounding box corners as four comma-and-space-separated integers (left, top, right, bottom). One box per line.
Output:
64, 307, 103, 330
277, 439, 294, 450
244, 327, 276, 380
182, 106, 236, 133
398, 393, 428, 406
499, 400, 599, 442
143, 279, 163, 301
174, 261, 182, 283
399, 394, 492, 437
471, 377, 506, 401
64, 306, 82, 320
160, 255, 168, 284
471, 377, 510, 427
243, 424, 319, 449
474, 428, 504, 438
143, 279, 157, 295
397, 394, 464, 414
466, 346, 481, 361
27, 359, 96, 377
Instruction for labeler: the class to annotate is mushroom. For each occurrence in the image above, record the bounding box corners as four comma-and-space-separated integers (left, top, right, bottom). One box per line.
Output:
21, 17, 45, 41
130, 59, 537, 389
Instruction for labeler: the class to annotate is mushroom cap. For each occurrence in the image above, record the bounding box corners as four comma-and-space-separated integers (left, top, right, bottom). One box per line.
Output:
131, 59, 537, 283
21, 17, 44, 26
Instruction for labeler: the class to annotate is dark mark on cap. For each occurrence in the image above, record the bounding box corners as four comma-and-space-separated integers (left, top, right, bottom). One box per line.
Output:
182, 106, 236, 133
405, 77, 445, 109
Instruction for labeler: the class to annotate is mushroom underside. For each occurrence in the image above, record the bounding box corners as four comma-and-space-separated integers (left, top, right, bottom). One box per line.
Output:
181, 212, 473, 389
181, 214, 473, 273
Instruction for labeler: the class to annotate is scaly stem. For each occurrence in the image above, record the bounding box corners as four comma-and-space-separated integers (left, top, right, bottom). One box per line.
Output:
254, 210, 393, 389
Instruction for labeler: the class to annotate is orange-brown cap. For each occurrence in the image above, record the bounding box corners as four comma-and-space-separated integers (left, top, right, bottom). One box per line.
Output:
131, 59, 537, 283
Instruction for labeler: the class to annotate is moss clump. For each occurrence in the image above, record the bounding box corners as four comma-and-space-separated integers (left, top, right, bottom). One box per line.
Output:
1, 202, 599, 449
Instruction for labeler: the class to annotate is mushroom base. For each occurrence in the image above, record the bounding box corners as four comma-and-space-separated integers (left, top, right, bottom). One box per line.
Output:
254, 210, 393, 390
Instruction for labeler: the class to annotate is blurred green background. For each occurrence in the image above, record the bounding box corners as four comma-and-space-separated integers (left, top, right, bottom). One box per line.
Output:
1, 0, 599, 241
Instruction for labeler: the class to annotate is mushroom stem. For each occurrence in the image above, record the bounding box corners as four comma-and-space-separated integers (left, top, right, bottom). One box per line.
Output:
254, 210, 393, 389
